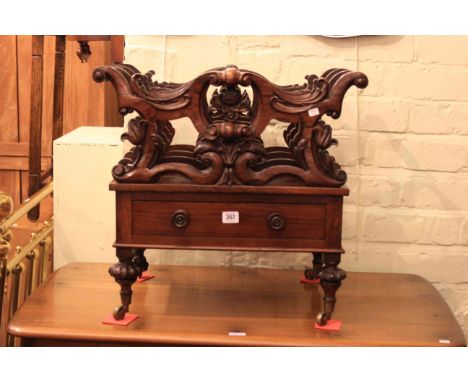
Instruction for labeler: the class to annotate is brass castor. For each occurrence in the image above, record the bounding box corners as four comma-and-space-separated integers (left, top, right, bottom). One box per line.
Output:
113, 305, 128, 320
304, 268, 320, 280
316, 311, 331, 326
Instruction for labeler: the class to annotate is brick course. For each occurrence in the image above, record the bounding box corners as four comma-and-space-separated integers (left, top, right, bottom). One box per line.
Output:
125, 35, 468, 338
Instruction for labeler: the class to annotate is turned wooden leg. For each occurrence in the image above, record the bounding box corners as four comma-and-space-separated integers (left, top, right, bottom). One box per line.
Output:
108, 248, 143, 320
316, 252, 347, 326
133, 248, 149, 273
304, 252, 324, 280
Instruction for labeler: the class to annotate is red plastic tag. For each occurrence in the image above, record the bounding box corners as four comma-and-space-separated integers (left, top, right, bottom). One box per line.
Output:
137, 271, 155, 282
300, 276, 320, 284
314, 320, 342, 332
102, 313, 139, 326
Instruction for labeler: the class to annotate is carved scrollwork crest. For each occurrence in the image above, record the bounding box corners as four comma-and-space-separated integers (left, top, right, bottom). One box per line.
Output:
194, 136, 266, 185
95, 64, 367, 187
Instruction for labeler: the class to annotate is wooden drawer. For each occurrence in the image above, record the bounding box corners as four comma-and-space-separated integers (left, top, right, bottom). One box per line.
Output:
115, 192, 344, 252
133, 201, 325, 239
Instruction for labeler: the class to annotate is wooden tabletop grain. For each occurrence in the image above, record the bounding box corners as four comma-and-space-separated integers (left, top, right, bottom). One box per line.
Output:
8, 263, 466, 346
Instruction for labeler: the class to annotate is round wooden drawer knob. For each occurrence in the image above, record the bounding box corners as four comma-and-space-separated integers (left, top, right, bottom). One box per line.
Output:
268, 212, 285, 231
172, 209, 189, 228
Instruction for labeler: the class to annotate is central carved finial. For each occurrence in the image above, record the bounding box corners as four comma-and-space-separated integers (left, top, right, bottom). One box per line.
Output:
219, 85, 242, 107
222, 65, 239, 85
207, 84, 253, 140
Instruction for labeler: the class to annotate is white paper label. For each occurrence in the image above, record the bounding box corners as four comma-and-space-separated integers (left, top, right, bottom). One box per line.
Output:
228, 331, 246, 336
222, 211, 239, 224
308, 107, 320, 117
438, 339, 451, 344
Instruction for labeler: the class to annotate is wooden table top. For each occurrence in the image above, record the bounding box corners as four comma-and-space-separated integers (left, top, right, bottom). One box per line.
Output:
8, 263, 466, 346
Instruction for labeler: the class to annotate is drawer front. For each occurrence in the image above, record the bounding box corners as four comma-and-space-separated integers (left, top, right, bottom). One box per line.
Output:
119, 196, 343, 252
132, 201, 325, 240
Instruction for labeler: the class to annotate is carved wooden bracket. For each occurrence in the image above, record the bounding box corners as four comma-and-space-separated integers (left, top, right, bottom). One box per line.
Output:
76, 41, 91, 63
93, 65, 367, 187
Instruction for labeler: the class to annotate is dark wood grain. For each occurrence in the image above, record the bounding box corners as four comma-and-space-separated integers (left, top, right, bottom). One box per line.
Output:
0, 36, 124, 217
94, 65, 367, 324
94, 65, 367, 187
68, 35, 124, 64
119, 192, 344, 252
27, 36, 44, 220
52, 36, 66, 142
109, 181, 349, 196
7, 263, 466, 347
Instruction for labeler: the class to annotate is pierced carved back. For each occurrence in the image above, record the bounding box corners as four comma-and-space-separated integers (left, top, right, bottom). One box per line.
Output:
94, 64, 368, 187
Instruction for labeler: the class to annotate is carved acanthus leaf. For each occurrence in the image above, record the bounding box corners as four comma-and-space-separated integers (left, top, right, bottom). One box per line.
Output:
121, 117, 147, 145
270, 75, 328, 114
313, 120, 346, 183
208, 86, 252, 122
112, 147, 142, 178
130, 70, 192, 111
113, 119, 176, 180
112, 117, 147, 179
207, 85, 254, 140
314, 120, 338, 150
149, 121, 175, 167
284, 122, 307, 169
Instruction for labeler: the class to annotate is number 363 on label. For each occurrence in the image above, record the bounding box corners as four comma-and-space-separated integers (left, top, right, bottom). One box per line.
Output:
222, 211, 239, 224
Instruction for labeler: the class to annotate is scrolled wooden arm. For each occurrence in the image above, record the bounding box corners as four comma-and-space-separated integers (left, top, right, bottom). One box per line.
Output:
94, 64, 367, 187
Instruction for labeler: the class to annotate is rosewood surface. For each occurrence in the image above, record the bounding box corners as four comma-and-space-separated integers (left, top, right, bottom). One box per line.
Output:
113, 183, 346, 253
7, 263, 466, 347
93, 64, 368, 325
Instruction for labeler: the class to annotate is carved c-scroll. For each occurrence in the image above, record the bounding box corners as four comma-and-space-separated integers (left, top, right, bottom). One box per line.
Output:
94, 64, 367, 187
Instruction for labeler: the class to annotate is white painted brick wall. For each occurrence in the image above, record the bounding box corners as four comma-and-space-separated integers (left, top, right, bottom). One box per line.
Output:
120, 35, 468, 338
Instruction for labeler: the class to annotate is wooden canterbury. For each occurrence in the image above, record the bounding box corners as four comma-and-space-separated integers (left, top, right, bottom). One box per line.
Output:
93, 64, 368, 326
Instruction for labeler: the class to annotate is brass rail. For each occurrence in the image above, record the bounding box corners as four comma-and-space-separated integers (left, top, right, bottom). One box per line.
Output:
6, 219, 53, 272
0, 183, 54, 346
0, 182, 53, 235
